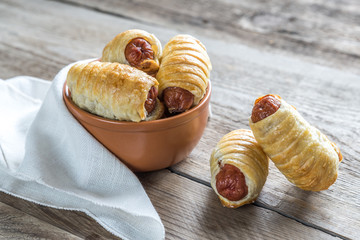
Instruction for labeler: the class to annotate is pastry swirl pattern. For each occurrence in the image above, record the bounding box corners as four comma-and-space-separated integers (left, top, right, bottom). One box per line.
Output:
157, 34, 212, 108
66, 61, 162, 122
210, 129, 269, 208
249, 95, 342, 191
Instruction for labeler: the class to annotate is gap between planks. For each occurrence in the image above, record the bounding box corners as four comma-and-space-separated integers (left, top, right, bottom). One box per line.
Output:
166, 167, 349, 240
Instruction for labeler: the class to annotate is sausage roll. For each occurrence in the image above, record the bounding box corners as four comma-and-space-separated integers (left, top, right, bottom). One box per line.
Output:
157, 34, 212, 113
210, 129, 269, 208
66, 61, 164, 122
249, 95, 343, 191
101, 29, 162, 76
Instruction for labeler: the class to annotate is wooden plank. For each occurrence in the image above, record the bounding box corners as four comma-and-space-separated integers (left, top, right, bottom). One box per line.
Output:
139, 170, 341, 240
0, 0, 359, 239
0, 193, 120, 239
0, 200, 81, 239
0, 0, 117, 79
0, 171, 340, 240
170, 41, 360, 239
60, 0, 360, 75
0, 42, 62, 80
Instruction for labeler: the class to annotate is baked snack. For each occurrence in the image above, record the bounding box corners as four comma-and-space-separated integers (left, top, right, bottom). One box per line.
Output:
157, 34, 212, 113
102, 29, 162, 76
66, 61, 164, 122
210, 129, 269, 208
249, 95, 342, 191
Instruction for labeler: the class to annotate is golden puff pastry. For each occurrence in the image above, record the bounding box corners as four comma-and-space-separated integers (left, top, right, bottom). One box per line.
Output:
66, 61, 164, 122
101, 29, 162, 76
249, 95, 342, 191
210, 129, 269, 208
157, 34, 212, 113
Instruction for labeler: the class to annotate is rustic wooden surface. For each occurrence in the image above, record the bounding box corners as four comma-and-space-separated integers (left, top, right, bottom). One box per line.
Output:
0, 200, 81, 239
1, 0, 359, 239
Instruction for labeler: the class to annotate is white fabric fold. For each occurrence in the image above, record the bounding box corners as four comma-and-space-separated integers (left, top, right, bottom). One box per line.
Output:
0, 60, 165, 240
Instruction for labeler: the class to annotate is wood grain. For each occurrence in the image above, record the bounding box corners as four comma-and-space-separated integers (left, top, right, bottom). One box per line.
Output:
0, 192, 120, 239
0, 200, 81, 239
171, 41, 360, 239
60, 0, 360, 75
0, 0, 359, 239
0, 171, 341, 240
139, 170, 340, 240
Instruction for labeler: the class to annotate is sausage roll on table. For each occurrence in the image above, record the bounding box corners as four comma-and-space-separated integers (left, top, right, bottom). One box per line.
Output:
66, 61, 164, 122
157, 34, 212, 113
210, 129, 269, 208
249, 95, 342, 191
102, 29, 162, 76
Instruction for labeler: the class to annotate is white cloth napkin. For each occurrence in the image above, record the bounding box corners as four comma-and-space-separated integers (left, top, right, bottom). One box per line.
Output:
0, 59, 165, 240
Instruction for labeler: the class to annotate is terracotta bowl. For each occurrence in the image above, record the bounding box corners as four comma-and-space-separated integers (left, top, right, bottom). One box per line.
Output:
63, 82, 211, 172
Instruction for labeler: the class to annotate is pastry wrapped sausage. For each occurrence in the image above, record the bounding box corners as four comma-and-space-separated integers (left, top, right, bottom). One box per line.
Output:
249, 95, 342, 191
157, 34, 212, 113
210, 129, 269, 208
66, 61, 164, 122
102, 29, 162, 76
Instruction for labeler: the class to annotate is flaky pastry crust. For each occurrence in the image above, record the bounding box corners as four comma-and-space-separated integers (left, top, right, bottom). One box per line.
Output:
210, 129, 269, 208
66, 61, 160, 122
157, 34, 212, 105
101, 29, 162, 75
249, 98, 342, 191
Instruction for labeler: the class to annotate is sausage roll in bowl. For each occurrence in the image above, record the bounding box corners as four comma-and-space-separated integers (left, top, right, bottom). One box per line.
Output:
249, 95, 342, 191
102, 29, 162, 76
66, 61, 164, 122
157, 34, 212, 113
210, 129, 269, 208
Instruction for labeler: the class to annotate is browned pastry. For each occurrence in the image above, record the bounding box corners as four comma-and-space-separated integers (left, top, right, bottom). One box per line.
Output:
157, 34, 212, 113
66, 61, 164, 122
102, 29, 162, 76
210, 129, 269, 208
249, 95, 342, 191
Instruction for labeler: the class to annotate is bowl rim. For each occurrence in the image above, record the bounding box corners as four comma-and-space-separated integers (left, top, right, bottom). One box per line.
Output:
63, 80, 211, 132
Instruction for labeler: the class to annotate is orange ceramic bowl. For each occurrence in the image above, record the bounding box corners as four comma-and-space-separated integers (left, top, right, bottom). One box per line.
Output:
63, 82, 211, 172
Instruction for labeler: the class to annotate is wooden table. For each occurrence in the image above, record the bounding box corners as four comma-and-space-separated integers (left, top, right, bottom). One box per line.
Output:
1, 0, 359, 239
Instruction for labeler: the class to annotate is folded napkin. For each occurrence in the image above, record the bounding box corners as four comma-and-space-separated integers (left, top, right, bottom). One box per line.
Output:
0, 59, 165, 240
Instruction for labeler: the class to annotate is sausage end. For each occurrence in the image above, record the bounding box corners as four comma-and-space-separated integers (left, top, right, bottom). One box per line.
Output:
251, 94, 281, 123
216, 164, 248, 202
163, 87, 194, 113
144, 86, 158, 114
125, 38, 154, 68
